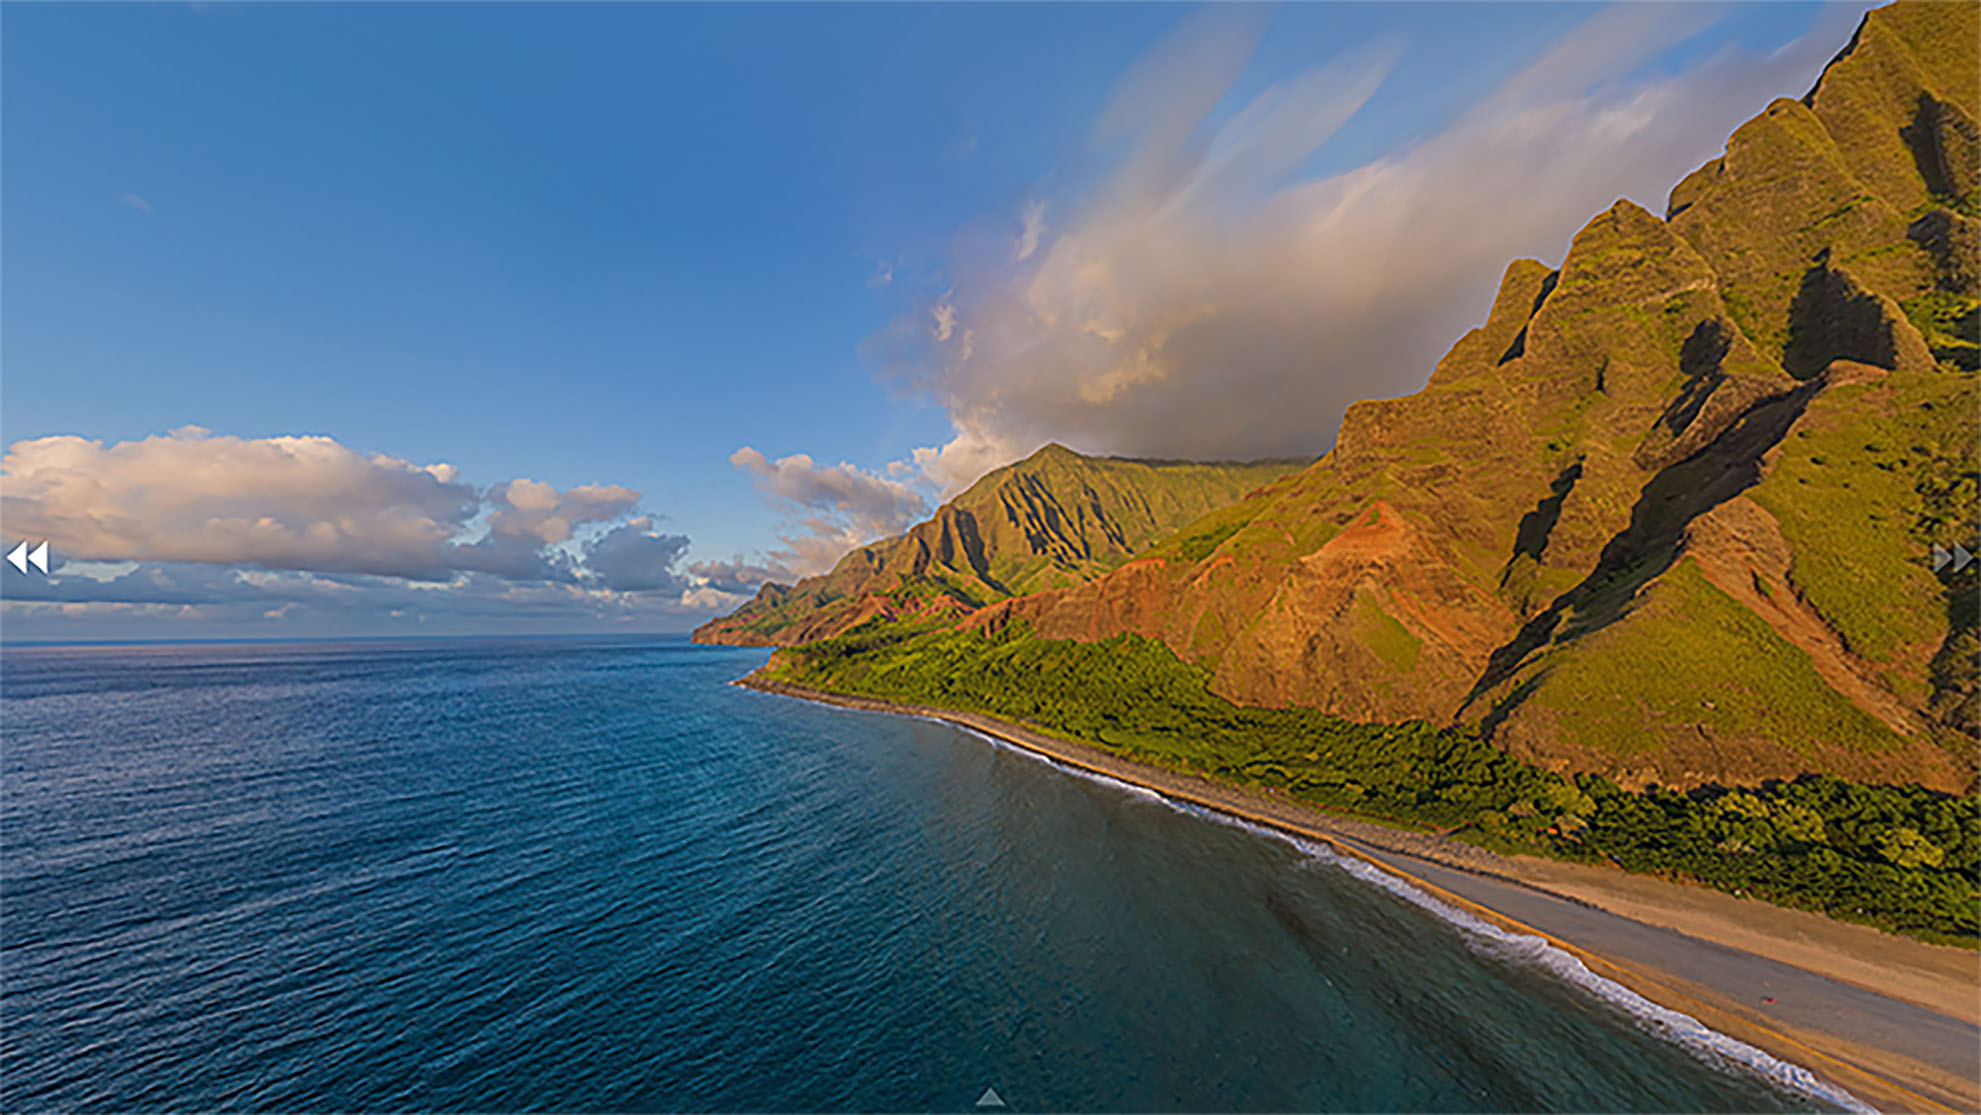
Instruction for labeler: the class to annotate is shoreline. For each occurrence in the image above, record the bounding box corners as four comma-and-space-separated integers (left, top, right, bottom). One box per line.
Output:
738, 674, 1980, 1114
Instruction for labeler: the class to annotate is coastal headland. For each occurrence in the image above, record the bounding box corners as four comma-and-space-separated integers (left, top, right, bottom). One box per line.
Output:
739, 673, 1981, 1114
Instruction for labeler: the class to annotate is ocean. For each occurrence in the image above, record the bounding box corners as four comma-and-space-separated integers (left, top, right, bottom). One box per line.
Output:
1, 637, 1837, 1111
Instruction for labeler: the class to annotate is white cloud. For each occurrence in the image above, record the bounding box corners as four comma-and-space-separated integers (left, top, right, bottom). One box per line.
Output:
908, 423, 1018, 495
687, 556, 792, 595
771, 518, 870, 578
488, 478, 638, 546
679, 584, 750, 612
728, 446, 931, 575
930, 300, 958, 343
729, 446, 927, 539
119, 192, 153, 214
1014, 200, 1047, 262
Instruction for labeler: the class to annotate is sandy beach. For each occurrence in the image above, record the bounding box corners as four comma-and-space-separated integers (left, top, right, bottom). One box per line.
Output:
739, 675, 1981, 1114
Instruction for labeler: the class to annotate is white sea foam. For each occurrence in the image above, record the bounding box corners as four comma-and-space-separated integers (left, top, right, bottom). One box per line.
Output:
1282, 831, 1872, 1113
937, 717, 1873, 1113
947, 722, 1168, 803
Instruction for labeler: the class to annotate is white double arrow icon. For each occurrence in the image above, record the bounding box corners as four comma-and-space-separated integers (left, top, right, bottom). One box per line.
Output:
1932, 544, 1974, 573
6, 541, 50, 574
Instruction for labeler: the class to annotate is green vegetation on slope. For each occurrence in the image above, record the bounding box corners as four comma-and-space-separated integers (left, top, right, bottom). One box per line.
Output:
1351, 595, 1423, 675
1749, 368, 1978, 669
1901, 291, 1981, 371
1515, 559, 1906, 760
765, 622, 1979, 943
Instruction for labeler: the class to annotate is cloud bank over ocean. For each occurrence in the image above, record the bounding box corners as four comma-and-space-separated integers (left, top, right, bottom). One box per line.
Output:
1, 428, 735, 635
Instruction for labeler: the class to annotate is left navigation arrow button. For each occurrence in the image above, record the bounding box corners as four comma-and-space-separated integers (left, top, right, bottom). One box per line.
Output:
5, 542, 27, 574
28, 541, 49, 574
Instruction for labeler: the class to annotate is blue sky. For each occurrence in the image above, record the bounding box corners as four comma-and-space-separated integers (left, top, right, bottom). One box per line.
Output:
1, 2, 1862, 638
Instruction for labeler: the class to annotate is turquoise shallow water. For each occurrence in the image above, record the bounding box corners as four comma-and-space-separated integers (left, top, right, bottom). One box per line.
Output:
1, 637, 1829, 1111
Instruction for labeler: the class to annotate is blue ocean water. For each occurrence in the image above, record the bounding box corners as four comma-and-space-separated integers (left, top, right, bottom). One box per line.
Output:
1, 637, 1829, 1112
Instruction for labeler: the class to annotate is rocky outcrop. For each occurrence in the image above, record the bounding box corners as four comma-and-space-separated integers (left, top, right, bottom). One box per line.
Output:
1208, 501, 1517, 723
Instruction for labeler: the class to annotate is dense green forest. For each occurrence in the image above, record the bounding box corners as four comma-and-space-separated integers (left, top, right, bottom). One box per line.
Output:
762, 622, 1979, 945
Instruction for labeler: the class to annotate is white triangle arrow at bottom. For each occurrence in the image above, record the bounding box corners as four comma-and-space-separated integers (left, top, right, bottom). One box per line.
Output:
976, 1087, 1005, 1108
5, 542, 27, 574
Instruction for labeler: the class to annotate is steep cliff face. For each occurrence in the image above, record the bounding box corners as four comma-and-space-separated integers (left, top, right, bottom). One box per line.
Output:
692, 445, 1305, 646
968, 1, 1979, 792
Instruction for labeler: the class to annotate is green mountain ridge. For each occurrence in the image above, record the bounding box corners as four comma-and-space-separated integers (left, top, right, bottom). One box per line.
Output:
963, 0, 1978, 794
692, 446, 1307, 646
